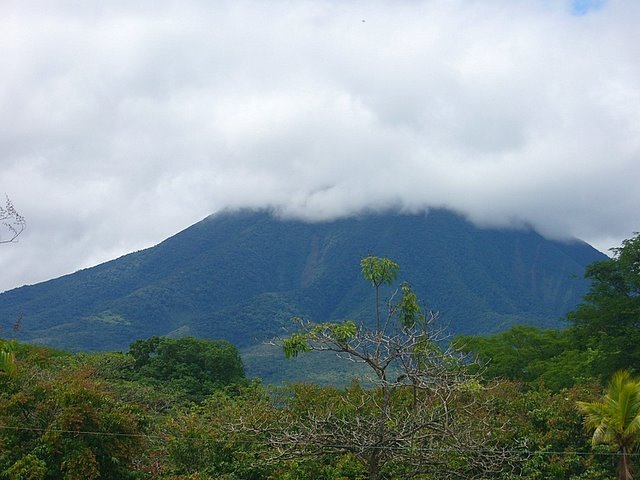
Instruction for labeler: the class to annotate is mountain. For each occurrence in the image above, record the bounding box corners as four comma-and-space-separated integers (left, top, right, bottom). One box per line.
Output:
0, 209, 605, 381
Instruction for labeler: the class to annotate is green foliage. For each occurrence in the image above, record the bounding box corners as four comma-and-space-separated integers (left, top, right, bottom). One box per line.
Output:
455, 325, 597, 390
360, 256, 399, 288
0, 210, 602, 358
128, 336, 246, 402
272, 453, 366, 480
282, 331, 311, 359
0, 340, 17, 377
279, 256, 510, 479
0, 349, 144, 480
487, 381, 613, 480
323, 321, 358, 344
160, 382, 373, 480
577, 370, 640, 480
242, 343, 371, 386
283, 320, 358, 359
0, 333, 629, 479
568, 232, 640, 380
3, 454, 47, 480
163, 383, 278, 479
0, 217, 628, 478
129, 336, 161, 368
398, 282, 421, 328
0, 339, 253, 479
459, 232, 640, 391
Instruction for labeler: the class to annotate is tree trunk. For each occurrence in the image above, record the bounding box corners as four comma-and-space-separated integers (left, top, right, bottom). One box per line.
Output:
368, 451, 381, 480
619, 447, 633, 480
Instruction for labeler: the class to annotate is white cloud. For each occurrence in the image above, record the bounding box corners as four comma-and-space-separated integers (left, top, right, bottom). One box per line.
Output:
1, 0, 639, 291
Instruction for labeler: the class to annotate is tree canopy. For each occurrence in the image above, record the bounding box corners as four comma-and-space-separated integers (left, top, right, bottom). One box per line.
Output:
128, 336, 246, 402
578, 370, 640, 480
279, 256, 510, 480
569, 232, 640, 379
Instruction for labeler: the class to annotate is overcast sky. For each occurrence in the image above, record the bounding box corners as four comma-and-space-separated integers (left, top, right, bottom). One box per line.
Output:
1, 0, 639, 293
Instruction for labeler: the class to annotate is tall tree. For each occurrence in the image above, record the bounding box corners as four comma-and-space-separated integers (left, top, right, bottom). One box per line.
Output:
569, 232, 640, 379
275, 256, 509, 480
577, 370, 640, 480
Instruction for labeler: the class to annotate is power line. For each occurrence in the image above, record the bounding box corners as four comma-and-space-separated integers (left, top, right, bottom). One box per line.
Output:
0, 424, 633, 458
0, 424, 161, 439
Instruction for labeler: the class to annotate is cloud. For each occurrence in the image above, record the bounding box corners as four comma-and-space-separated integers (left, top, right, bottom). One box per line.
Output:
1, 0, 639, 291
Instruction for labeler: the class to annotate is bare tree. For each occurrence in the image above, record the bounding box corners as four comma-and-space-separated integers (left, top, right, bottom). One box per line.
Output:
0, 195, 25, 244
0, 196, 24, 375
264, 256, 513, 479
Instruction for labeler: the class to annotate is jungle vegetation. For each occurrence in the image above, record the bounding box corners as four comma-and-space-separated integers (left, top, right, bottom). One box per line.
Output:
1, 232, 639, 479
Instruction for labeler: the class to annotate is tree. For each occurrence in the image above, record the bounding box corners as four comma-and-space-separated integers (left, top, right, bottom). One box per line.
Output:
128, 336, 246, 402
577, 370, 640, 480
0, 195, 25, 244
569, 232, 640, 379
162, 384, 281, 479
273, 256, 509, 480
0, 339, 17, 377
0, 350, 144, 479
1, 196, 25, 374
487, 381, 612, 480
360, 255, 399, 331
454, 325, 597, 391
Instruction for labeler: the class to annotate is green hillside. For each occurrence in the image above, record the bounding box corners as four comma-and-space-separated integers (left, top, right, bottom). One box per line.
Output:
0, 209, 604, 380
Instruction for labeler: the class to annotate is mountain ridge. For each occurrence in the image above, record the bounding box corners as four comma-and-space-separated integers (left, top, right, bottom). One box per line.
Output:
0, 208, 605, 363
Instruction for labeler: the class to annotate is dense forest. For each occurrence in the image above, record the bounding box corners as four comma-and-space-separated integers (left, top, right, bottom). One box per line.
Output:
0, 209, 604, 362
1, 232, 639, 479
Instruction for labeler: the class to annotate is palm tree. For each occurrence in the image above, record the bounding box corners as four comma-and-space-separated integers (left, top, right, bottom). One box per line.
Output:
577, 370, 640, 480
0, 343, 17, 376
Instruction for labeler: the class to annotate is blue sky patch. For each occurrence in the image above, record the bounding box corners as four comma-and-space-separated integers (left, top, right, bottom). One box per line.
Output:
571, 0, 606, 16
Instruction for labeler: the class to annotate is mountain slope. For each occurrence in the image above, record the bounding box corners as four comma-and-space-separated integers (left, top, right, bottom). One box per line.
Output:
0, 209, 605, 360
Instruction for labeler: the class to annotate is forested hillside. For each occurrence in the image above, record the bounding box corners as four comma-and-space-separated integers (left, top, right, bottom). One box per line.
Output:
3, 242, 639, 480
0, 210, 604, 370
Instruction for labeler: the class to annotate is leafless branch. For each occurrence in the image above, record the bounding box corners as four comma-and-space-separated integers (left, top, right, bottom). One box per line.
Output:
266, 316, 514, 477
0, 195, 26, 244
263, 256, 520, 478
